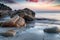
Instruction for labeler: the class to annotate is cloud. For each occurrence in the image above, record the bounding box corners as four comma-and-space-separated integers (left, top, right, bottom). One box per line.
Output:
55, 0, 60, 3
0, 0, 16, 3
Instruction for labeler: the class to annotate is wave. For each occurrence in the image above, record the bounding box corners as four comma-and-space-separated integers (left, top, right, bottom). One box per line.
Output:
35, 18, 60, 25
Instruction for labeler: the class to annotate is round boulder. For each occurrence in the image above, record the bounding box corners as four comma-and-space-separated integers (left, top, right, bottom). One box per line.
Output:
23, 8, 35, 17
44, 27, 60, 33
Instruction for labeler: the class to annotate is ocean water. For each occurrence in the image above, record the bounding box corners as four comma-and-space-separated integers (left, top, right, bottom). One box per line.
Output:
36, 13, 60, 20
0, 13, 60, 40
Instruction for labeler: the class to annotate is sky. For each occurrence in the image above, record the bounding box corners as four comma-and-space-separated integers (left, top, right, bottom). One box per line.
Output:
0, 0, 60, 11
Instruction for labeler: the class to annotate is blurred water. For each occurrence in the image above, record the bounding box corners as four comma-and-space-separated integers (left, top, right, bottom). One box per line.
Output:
0, 13, 60, 40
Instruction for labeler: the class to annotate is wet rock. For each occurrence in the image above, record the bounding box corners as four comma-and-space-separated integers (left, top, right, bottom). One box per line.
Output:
0, 3, 12, 18
44, 27, 60, 33
23, 8, 35, 17
16, 16, 26, 28
0, 3, 12, 10
10, 8, 35, 22
0, 30, 16, 37
0, 10, 12, 18
16, 10, 26, 18
2, 15, 26, 28
16, 9, 35, 22
9, 10, 17, 18
23, 15, 35, 22
18, 8, 35, 22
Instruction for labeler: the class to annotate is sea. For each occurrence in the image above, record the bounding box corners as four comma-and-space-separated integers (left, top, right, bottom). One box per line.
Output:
0, 13, 60, 40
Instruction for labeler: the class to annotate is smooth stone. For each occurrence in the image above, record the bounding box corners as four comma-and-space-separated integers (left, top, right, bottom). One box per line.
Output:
44, 27, 59, 33
0, 30, 16, 37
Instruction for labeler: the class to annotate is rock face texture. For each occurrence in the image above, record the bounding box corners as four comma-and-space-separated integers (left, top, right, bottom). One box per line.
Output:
2, 15, 26, 28
23, 8, 35, 17
0, 3, 12, 18
0, 3, 12, 10
44, 27, 60, 33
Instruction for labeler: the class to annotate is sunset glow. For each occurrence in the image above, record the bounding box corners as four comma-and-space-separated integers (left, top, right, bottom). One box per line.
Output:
19, 2, 60, 10
4, 0, 60, 11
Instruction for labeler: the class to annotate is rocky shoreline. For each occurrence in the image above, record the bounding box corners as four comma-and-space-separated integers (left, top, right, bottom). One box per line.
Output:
0, 3, 60, 37
0, 3, 35, 37
0, 3, 35, 27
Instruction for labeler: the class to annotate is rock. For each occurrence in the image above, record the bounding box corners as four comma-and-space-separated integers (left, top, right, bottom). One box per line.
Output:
0, 10, 11, 18
2, 15, 26, 28
2, 15, 19, 27
10, 8, 35, 22
23, 15, 35, 22
44, 27, 60, 33
23, 8, 35, 22
0, 30, 16, 37
16, 10, 27, 18
23, 8, 35, 17
0, 3, 12, 10
16, 16, 26, 28
0, 3, 12, 18
17, 9, 35, 21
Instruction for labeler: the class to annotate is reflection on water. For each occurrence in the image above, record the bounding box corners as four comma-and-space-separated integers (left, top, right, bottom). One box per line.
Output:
0, 14, 60, 40
0, 16, 10, 22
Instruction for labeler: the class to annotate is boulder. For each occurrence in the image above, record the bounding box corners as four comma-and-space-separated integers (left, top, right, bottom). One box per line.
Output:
44, 27, 60, 33
2, 15, 26, 28
0, 3, 12, 10
23, 15, 35, 22
0, 3, 12, 18
10, 10, 25, 18
23, 8, 35, 17
0, 30, 16, 37
0, 10, 12, 18
10, 8, 35, 22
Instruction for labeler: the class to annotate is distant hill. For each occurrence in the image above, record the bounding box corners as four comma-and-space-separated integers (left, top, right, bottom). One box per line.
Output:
0, 3, 12, 10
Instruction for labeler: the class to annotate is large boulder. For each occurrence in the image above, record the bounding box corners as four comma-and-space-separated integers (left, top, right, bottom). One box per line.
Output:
2, 15, 26, 28
23, 14, 35, 22
10, 8, 35, 22
16, 16, 26, 27
16, 9, 35, 22
0, 30, 16, 37
23, 8, 35, 17
16, 10, 34, 21
44, 27, 60, 33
